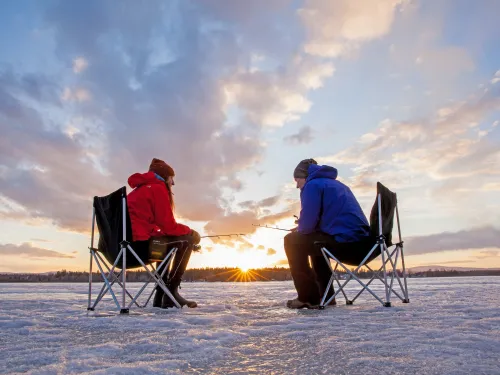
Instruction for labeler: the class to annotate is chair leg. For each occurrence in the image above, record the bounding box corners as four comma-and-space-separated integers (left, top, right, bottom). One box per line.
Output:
87, 250, 94, 311
382, 245, 407, 302
395, 204, 410, 303
400, 246, 410, 303
379, 243, 392, 307
92, 250, 121, 310
140, 255, 175, 308
93, 252, 141, 308
319, 275, 334, 309
332, 271, 351, 304
352, 249, 398, 304
323, 248, 386, 306
126, 245, 181, 309
320, 253, 350, 307
88, 208, 96, 311
120, 245, 128, 314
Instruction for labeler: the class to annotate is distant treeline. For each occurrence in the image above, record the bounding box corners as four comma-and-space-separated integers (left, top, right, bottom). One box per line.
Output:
1, 267, 499, 283
409, 269, 500, 278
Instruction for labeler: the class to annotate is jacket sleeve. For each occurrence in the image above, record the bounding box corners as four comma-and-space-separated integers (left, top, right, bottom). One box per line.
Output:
151, 185, 191, 236
297, 182, 322, 234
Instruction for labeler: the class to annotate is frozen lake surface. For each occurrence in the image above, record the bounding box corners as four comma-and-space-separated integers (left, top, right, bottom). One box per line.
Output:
0, 277, 499, 374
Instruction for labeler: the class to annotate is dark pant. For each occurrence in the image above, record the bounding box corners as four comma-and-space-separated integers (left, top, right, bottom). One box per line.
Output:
157, 234, 195, 287
284, 232, 337, 304
284, 232, 376, 304
131, 233, 196, 286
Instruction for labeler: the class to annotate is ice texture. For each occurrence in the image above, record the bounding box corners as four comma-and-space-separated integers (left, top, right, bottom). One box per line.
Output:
0, 277, 499, 374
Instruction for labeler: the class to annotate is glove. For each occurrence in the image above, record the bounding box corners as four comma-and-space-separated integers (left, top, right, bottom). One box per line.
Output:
190, 229, 201, 245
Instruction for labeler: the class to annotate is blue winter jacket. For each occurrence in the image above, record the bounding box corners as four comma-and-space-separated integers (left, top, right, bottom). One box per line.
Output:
297, 164, 370, 242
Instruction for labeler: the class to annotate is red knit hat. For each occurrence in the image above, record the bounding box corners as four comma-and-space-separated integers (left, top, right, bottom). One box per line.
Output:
149, 158, 175, 180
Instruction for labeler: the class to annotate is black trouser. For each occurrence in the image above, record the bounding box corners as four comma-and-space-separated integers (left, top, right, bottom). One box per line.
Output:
131, 233, 196, 287
284, 232, 337, 304
284, 232, 376, 304
157, 234, 195, 287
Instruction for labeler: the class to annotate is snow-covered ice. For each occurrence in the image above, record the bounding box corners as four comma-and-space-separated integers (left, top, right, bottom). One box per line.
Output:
0, 277, 499, 375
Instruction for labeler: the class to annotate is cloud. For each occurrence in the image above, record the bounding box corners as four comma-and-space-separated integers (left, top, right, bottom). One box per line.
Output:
1, 1, 273, 230
237, 239, 254, 252
239, 195, 281, 210
0, 243, 75, 259
283, 125, 314, 145
0, 0, 404, 239
274, 259, 289, 266
61, 87, 91, 102
414, 46, 474, 79
224, 58, 333, 127
475, 250, 500, 259
404, 227, 500, 256
492, 70, 500, 85
30, 238, 51, 243
267, 248, 277, 256
299, 0, 405, 57
321, 74, 500, 201
72, 57, 89, 74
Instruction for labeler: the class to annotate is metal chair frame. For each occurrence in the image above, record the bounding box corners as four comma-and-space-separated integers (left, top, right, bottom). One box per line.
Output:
87, 190, 184, 313
318, 192, 410, 308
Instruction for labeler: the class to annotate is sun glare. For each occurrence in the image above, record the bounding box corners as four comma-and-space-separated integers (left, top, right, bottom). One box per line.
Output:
239, 266, 250, 272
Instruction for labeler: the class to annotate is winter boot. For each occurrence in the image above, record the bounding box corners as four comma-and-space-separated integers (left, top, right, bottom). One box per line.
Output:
153, 287, 164, 308
161, 285, 197, 308
161, 242, 197, 308
286, 298, 319, 309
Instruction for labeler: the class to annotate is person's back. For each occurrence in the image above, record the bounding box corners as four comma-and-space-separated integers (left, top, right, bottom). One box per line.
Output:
298, 164, 370, 242
127, 171, 190, 241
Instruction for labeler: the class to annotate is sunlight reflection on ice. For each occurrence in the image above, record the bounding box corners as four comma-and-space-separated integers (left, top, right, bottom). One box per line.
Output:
0, 278, 499, 374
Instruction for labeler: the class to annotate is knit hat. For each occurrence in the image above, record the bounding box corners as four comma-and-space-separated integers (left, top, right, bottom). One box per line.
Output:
293, 158, 318, 179
149, 158, 175, 180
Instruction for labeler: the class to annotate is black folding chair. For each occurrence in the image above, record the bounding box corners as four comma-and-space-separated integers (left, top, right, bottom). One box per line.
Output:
317, 182, 410, 308
86, 187, 184, 313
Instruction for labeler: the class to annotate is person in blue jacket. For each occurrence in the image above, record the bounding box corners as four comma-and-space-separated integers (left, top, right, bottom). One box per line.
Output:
284, 158, 371, 309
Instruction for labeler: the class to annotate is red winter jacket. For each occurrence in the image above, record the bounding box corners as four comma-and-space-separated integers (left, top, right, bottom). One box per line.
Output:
127, 172, 191, 241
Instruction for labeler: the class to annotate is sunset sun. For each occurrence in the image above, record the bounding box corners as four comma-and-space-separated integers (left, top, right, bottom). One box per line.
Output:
239, 265, 250, 273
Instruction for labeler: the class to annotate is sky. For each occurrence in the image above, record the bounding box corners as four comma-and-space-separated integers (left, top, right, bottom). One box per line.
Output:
0, 0, 499, 273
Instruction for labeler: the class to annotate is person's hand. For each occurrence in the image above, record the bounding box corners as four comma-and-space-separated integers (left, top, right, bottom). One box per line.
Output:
190, 229, 201, 245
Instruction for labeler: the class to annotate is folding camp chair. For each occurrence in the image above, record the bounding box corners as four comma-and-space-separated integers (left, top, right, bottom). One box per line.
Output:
317, 182, 410, 308
86, 187, 184, 314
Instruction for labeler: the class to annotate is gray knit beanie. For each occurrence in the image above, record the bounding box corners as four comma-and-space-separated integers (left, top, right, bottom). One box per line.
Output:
293, 158, 318, 179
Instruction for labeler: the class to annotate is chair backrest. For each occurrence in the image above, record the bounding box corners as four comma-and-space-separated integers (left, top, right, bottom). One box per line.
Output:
93, 187, 132, 264
369, 182, 397, 246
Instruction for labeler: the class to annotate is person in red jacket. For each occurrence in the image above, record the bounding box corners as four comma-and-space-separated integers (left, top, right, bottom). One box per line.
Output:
127, 158, 201, 308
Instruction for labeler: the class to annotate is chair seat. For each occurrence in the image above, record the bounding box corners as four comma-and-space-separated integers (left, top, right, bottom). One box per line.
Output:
319, 237, 380, 266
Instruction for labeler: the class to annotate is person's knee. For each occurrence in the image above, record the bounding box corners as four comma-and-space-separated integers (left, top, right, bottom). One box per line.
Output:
284, 232, 298, 248
284, 232, 303, 258
284, 233, 293, 255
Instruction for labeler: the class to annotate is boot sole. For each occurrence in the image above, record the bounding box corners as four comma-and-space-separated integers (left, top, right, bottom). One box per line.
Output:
286, 300, 320, 309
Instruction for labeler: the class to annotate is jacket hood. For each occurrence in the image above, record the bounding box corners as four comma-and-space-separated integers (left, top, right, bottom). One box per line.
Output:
306, 164, 338, 182
128, 172, 164, 189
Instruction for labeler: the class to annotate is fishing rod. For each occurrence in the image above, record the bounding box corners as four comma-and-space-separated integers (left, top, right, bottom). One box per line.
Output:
200, 234, 246, 239
252, 224, 292, 232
